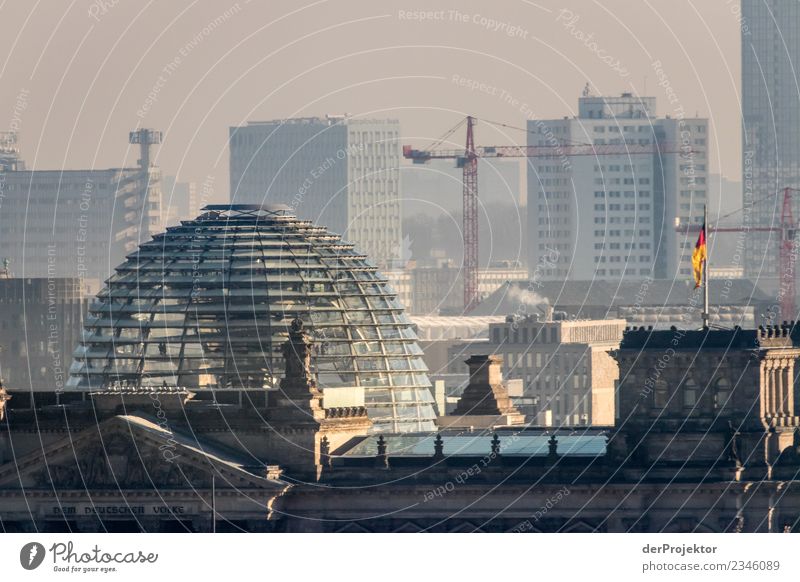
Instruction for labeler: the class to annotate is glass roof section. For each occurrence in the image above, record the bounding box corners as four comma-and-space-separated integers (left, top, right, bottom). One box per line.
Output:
66, 204, 435, 433
341, 434, 607, 457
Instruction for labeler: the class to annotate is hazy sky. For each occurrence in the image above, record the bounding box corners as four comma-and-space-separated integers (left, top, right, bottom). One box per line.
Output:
0, 0, 743, 199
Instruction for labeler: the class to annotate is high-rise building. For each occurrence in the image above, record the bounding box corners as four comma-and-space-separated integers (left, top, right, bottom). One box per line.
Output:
741, 0, 800, 278
229, 116, 402, 267
527, 93, 708, 281
0, 132, 163, 288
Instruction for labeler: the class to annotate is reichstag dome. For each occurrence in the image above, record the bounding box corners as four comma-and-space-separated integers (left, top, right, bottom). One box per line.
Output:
66, 204, 436, 433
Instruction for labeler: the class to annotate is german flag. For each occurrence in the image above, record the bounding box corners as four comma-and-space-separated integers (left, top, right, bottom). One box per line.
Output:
692, 221, 707, 288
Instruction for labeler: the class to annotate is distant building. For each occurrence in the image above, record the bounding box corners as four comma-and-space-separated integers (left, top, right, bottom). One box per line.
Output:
472, 278, 771, 329
0, 131, 22, 171
402, 158, 524, 215
229, 116, 402, 267
742, 0, 800, 278
381, 268, 413, 313
0, 277, 87, 394
0, 132, 163, 287
528, 92, 708, 281
410, 314, 505, 377
162, 176, 201, 226
448, 315, 626, 427
408, 261, 528, 315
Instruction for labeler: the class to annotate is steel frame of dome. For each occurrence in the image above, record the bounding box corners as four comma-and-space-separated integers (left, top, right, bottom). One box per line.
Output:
66, 204, 435, 433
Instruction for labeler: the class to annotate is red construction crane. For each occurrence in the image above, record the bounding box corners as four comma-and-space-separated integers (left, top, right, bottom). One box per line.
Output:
677, 187, 800, 322
404, 116, 691, 311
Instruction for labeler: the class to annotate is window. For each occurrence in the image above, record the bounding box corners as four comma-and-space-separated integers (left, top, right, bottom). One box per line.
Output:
683, 379, 697, 407
654, 381, 668, 408
714, 378, 731, 410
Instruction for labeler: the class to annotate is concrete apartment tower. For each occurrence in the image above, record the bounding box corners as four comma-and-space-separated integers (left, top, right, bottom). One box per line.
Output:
0, 130, 162, 289
741, 1, 800, 281
229, 116, 402, 268
527, 92, 708, 282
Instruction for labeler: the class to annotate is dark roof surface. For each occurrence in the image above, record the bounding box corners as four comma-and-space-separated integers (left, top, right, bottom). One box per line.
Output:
471, 279, 770, 317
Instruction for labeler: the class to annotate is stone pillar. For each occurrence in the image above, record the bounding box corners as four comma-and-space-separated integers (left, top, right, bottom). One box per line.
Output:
267, 318, 371, 480
453, 355, 521, 417
782, 362, 791, 416
775, 360, 784, 417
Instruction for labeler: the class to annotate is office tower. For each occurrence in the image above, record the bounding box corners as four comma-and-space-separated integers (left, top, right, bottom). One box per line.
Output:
229, 116, 402, 267
0, 132, 163, 288
528, 93, 708, 281
741, 0, 800, 278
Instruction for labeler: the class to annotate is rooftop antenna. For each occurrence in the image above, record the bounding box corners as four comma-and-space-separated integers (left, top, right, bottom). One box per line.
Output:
129, 128, 162, 170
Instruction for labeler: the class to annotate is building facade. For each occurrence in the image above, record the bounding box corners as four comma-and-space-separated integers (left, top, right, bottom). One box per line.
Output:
0, 277, 88, 393
162, 176, 201, 226
229, 116, 402, 267
528, 93, 708, 282
742, 0, 800, 278
4, 323, 800, 532
448, 316, 626, 427
407, 262, 528, 315
0, 132, 163, 287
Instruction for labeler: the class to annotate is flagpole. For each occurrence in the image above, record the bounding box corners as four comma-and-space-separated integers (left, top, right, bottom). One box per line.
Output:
703, 204, 709, 329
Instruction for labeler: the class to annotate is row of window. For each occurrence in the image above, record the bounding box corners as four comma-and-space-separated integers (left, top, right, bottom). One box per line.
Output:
594, 203, 651, 211
594, 177, 651, 185
594, 190, 651, 198
594, 242, 651, 250
652, 379, 730, 410
593, 229, 651, 237
594, 255, 651, 263
593, 216, 651, 224
596, 268, 651, 276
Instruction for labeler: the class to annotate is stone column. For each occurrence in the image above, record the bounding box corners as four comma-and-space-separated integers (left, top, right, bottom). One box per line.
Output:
775, 359, 784, 418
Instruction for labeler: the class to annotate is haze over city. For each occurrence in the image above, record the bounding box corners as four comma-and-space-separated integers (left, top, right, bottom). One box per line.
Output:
0, 0, 743, 191
3, 3, 800, 572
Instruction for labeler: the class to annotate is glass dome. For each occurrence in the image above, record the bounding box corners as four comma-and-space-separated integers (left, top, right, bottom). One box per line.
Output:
66, 204, 436, 433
